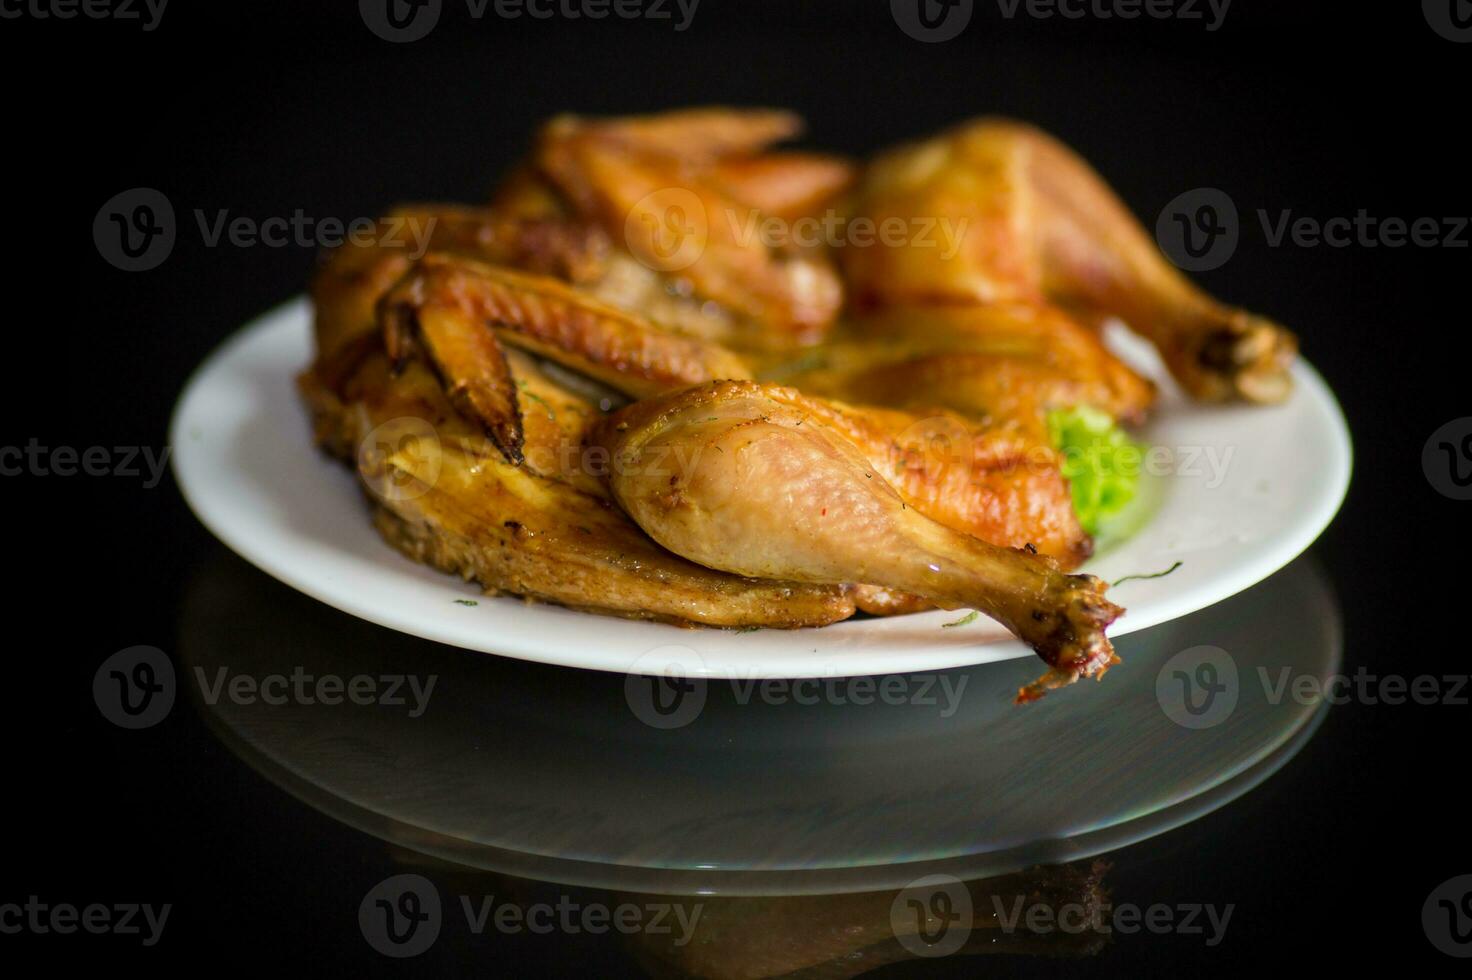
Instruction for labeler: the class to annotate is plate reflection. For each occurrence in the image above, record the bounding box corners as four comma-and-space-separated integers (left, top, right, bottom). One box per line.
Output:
180, 550, 1340, 897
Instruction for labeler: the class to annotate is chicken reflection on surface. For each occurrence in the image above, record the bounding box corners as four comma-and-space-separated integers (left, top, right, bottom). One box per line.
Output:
302, 108, 1298, 700
382, 847, 1111, 980
623, 861, 1112, 979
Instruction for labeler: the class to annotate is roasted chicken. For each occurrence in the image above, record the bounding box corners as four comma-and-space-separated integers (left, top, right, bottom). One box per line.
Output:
300, 108, 1299, 700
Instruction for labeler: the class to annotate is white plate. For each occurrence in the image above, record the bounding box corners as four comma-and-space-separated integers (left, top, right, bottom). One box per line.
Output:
171, 298, 1351, 679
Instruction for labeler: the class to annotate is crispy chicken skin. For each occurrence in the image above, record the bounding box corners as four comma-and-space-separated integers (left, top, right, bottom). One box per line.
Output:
591, 381, 1122, 701
378, 254, 751, 463
844, 118, 1296, 402
747, 388, 1091, 565
311, 205, 607, 364
769, 302, 1157, 433
533, 109, 850, 347
308, 249, 1095, 659
298, 108, 1302, 701
306, 244, 853, 627
299, 349, 856, 628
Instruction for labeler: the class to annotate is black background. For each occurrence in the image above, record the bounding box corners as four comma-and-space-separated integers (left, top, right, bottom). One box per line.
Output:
3, 1, 1469, 974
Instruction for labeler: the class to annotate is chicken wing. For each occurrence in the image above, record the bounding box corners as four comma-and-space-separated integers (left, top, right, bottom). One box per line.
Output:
311, 205, 607, 365
592, 381, 1122, 701
843, 119, 1296, 402
377, 254, 752, 463
533, 108, 850, 348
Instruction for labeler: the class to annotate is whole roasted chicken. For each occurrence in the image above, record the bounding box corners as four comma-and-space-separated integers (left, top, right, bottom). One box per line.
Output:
299, 109, 1296, 700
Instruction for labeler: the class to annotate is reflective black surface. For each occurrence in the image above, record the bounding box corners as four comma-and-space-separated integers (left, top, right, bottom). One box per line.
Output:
179, 550, 1339, 893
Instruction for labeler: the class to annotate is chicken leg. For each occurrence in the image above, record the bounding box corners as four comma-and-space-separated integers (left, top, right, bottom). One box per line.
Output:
592, 381, 1123, 701
844, 119, 1297, 402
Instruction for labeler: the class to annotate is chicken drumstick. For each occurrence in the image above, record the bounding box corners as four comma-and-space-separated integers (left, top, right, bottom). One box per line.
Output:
592, 380, 1123, 701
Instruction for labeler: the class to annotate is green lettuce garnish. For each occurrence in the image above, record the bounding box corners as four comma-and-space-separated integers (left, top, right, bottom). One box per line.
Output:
1047, 406, 1142, 536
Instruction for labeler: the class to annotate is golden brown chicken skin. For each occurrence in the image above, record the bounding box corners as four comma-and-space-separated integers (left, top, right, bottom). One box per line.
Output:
300, 348, 856, 628
533, 108, 851, 348
756, 391, 1091, 565
378, 254, 752, 464
592, 381, 1122, 701
843, 118, 1296, 402
372, 255, 1089, 564
311, 205, 608, 365
288, 109, 1336, 706
770, 303, 1157, 433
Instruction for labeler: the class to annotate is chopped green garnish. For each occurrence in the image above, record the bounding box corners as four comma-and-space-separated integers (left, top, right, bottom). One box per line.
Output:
763, 349, 830, 379
1047, 406, 1142, 536
453, 599, 479, 606
942, 611, 980, 628
516, 381, 557, 420
1112, 561, 1183, 587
